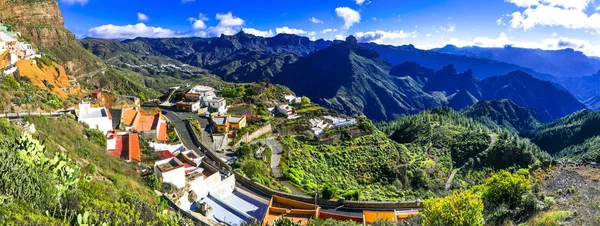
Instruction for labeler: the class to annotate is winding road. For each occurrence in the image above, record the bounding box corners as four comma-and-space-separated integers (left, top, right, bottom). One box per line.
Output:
445, 133, 498, 190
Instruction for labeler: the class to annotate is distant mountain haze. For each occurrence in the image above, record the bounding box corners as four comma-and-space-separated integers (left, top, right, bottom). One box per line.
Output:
433, 45, 600, 78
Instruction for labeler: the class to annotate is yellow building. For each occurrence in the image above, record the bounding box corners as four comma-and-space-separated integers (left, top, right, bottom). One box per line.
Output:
229, 115, 247, 130
211, 115, 247, 133
211, 116, 229, 133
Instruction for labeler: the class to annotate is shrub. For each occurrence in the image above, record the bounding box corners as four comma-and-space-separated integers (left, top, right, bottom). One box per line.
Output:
482, 170, 532, 209
321, 184, 338, 200
86, 163, 98, 175
422, 190, 484, 226
84, 128, 106, 147
543, 197, 555, 206
145, 174, 161, 190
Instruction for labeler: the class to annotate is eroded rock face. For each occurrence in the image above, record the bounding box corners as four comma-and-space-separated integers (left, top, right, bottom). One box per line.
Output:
0, 0, 103, 75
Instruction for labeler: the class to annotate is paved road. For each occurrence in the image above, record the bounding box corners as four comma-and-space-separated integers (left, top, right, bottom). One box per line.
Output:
445, 133, 498, 190
162, 111, 202, 154
251, 138, 305, 195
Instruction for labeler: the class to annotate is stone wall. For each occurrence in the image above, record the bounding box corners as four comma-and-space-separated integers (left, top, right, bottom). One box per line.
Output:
236, 124, 272, 145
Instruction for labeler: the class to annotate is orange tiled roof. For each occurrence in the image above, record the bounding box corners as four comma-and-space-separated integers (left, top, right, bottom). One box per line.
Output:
128, 133, 141, 162
157, 121, 168, 142
134, 112, 158, 132
121, 108, 139, 126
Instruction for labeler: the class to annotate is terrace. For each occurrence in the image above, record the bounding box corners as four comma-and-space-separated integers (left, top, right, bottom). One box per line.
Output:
156, 158, 184, 173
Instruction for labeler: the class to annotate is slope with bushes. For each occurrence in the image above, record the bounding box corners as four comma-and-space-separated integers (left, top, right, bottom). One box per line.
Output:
0, 117, 190, 225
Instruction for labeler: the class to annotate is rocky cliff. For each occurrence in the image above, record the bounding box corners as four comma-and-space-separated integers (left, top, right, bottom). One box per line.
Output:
0, 0, 103, 75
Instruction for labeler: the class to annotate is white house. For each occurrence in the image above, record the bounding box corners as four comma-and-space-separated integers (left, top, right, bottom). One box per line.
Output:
309, 118, 330, 137
204, 97, 227, 115
324, 116, 357, 127
77, 102, 113, 135
154, 157, 186, 189
3, 65, 16, 75
284, 94, 302, 105
185, 85, 216, 101
277, 103, 294, 117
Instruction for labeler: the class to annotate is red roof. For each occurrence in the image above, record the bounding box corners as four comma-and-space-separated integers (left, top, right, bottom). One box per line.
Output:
92, 89, 102, 95
156, 150, 175, 160
106, 132, 141, 162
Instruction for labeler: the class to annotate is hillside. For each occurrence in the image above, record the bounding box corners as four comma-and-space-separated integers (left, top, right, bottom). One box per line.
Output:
526, 110, 600, 155
558, 70, 600, 102
360, 43, 556, 81
0, 0, 103, 75
0, 117, 190, 225
271, 37, 585, 122
80, 32, 334, 82
461, 99, 541, 133
479, 71, 586, 122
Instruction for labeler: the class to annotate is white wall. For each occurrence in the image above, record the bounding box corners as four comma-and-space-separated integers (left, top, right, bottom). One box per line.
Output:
79, 117, 112, 135
155, 166, 186, 189
208, 174, 235, 199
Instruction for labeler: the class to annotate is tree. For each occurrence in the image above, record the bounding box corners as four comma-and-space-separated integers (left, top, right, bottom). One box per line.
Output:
137, 92, 148, 102
422, 190, 484, 226
301, 96, 311, 105
482, 170, 531, 209
321, 184, 338, 199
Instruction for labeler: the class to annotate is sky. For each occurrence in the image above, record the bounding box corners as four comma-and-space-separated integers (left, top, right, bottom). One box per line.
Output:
58, 0, 600, 56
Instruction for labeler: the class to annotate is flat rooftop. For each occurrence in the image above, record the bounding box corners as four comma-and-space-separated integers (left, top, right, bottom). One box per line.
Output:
80, 107, 109, 119
212, 117, 228, 125
156, 158, 184, 172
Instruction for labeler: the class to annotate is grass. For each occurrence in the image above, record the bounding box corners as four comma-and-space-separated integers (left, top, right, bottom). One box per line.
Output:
530, 211, 571, 226
25, 116, 158, 205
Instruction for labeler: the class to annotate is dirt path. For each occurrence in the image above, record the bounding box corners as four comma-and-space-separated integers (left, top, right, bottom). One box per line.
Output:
445, 133, 497, 190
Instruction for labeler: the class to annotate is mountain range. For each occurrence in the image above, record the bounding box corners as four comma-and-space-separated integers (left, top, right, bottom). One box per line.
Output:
432, 45, 600, 78
274, 36, 585, 122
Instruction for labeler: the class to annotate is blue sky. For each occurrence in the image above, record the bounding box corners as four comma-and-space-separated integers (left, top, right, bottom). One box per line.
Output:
59, 0, 600, 56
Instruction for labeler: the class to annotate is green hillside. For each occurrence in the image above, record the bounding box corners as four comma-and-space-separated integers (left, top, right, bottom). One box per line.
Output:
0, 117, 190, 225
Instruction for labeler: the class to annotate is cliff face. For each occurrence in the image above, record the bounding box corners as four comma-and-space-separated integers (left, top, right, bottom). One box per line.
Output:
0, 0, 103, 75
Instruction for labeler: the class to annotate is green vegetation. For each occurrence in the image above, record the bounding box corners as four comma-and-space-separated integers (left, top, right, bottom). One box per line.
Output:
461, 99, 541, 133
421, 190, 484, 226
0, 117, 189, 225
526, 110, 600, 155
80, 68, 161, 99
530, 211, 571, 226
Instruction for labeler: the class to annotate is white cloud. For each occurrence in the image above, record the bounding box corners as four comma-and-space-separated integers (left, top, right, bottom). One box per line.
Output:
321, 28, 338, 34
597, 5, 600, 11
215, 12, 244, 27
275, 27, 307, 35
506, 0, 592, 11
194, 12, 245, 37
426, 34, 432, 37
354, 30, 417, 44
506, 0, 600, 32
372, 17, 377, 21
307, 31, 317, 36
182, 0, 195, 3
242, 28, 274, 37
309, 17, 324, 24
61, 0, 88, 6
434, 32, 600, 57
552, 32, 558, 36
188, 13, 209, 30
335, 7, 361, 29
440, 23, 456, 32
496, 18, 505, 25
87, 23, 183, 40
334, 34, 346, 40
355, 0, 366, 5
137, 12, 149, 22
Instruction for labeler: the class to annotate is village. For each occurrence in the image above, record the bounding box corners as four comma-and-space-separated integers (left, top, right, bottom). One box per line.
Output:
43, 81, 422, 225
0, 25, 417, 224
0, 23, 40, 75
